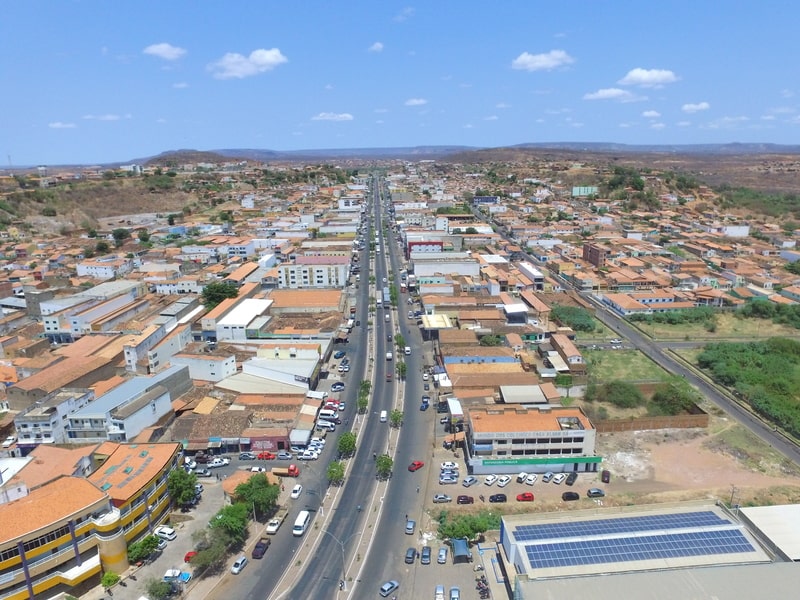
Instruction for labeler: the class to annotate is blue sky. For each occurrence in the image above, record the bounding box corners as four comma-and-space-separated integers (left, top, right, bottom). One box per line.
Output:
2, 1, 798, 165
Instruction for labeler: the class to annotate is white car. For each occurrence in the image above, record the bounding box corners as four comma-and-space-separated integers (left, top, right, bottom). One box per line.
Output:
441, 462, 459, 471
525, 473, 538, 486
208, 457, 230, 468
552, 473, 567, 485
231, 556, 248, 574
250, 466, 268, 472
154, 526, 176, 541
266, 518, 282, 534
299, 450, 318, 461
422, 373, 430, 381
484, 474, 498, 486
290, 484, 303, 499
310, 437, 326, 446
497, 475, 511, 488
542, 471, 554, 483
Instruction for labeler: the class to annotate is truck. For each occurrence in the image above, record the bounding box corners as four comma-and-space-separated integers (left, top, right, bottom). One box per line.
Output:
272, 464, 300, 478
265, 508, 288, 534
252, 535, 270, 559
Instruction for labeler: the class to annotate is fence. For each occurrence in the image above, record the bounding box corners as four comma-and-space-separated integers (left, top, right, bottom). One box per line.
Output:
595, 404, 709, 433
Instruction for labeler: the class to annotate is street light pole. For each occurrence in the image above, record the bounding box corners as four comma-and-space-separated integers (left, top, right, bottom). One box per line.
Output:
322, 529, 361, 592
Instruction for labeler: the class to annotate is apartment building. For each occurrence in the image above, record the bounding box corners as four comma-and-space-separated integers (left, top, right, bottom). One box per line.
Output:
13, 389, 94, 449
277, 256, 349, 289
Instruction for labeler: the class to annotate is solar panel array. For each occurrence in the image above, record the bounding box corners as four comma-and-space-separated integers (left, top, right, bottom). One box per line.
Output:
513, 510, 728, 542
525, 529, 756, 569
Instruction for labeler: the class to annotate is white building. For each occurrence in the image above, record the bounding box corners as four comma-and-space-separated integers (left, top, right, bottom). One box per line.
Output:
171, 352, 237, 382
75, 256, 133, 280
14, 389, 94, 448
278, 256, 349, 289
216, 298, 272, 341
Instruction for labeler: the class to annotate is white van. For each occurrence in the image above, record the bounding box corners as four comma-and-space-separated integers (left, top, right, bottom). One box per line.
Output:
380, 410, 388, 423
293, 510, 311, 536
386, 352, 393, 361
306, 390, 328, 401
384, 313, 390, 322
319, 409, 338, 421
404, 346, 411, 355
316, 420, 336, 432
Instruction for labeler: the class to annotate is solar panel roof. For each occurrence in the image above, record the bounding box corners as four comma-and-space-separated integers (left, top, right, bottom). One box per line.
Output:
525, 528, 756, 569
512, 510, 729, 542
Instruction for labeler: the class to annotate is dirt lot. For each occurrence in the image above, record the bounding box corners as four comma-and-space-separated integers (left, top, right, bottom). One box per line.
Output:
425, 416, 800, 521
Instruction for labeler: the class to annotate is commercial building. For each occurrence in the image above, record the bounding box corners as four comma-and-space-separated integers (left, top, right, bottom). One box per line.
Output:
463, 405, 599, 475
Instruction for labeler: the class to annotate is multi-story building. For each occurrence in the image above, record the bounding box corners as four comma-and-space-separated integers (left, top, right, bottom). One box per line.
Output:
0, 442, 180, 600
14, 389, 94, 449
462, 405, 600, 475
278, 256, 349, 289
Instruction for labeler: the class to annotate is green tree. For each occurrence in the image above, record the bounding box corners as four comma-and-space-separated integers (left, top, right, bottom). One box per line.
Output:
437, 510, 499, 541
145, 578, 173, 600
138, 229, 151, 243
41, 206, 57, 216
357, 394, 369, 414
337, 431, 356, 458
167, 214, 176, 226
389, 409, 404, 428
202, 281, 239, 309
375, 454, 393, 480
465, 227, 478, 234
101, 572, 120, 590
394, 334, 406, 350
209, 502, 250, 544
127, 535, 160, 563
167, 468, 198, 505
233, 474, 280, 519
650, 378, 698, 415
479, 335, 502, 346
95, 240, 110, 254
396, 360, 407, 379
87, 228, 98, 238
327, 460, 345, 485
111, 228, 131, 247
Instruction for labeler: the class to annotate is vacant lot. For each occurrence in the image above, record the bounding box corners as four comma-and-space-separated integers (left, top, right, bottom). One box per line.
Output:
584, 348, 670, 382
637, 313, 800, 340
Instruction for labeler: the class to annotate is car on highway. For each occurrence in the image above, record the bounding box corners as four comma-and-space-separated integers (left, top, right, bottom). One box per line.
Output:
489, 493, 507, 503
456, 495, 474, 504
231, 556, 248, 574
552, 473, 567, 485
380, 579, 400, 596
441, 461, 458, 470
566, 472, 578, 486
239, 451, 256, 460
439, 475, 458, 485
587, 488, 606, 498
277, 451, 293, 460
250, 466, 268, 472
207, 457, 230, 468
516, 492, 535, 502
421, 546, 432, 565
265, 518, 282, 534
525, 473, 538, 486
420, 400, 429, 411
290, 484, 303, 499
484, 474, 498, 486
542, 471, 554, 483
252, 538, 270, 559
610, 338, 622, 345
331, 382, 345, 392
257, 451, 275, 460
562, 491, 580, 501
433, 494, 452, 503
422, 372, 430, 381
408, 460, 425, 472
497, 475, 511, 488
462, 476, 478, 487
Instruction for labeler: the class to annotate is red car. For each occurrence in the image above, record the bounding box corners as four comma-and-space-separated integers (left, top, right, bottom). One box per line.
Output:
257, 451, 275, 460
184, 551, 197, 563
516, 492, 535, 502
408, 460, 425, 472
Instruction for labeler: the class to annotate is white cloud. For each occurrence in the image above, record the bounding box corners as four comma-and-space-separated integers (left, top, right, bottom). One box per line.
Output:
311, 112, 354, 122
143, 43, 186, 61
781, 89, 795, 98
650, 122, 666, 130
405, 98, 428, 106
682, 101, 710, 113
173, 82, 189, 89
704, 115, 749, 129
583, 88, 643, 102
484, 115, 498, 121
325, 84, 334, 90
156, 118, 167, 124
463, 124, 474, 129
393, 7, 415, 22
82, 113, 131, 121
48, 121, 76, 129
374, 108, 389, 113
618, 68, 678, 87
677, 121, 691, 127
496, 102, 511, 109
208, 48, 288, 79
368, 42, 384, 53
511, 49, 574, 72
642, 110, 661, 118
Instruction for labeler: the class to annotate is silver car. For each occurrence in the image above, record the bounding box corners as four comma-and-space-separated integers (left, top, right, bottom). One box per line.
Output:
462, 476, 478, 487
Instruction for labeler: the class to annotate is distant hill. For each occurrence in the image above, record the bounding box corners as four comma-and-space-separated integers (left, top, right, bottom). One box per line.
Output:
509, 142, 800, 155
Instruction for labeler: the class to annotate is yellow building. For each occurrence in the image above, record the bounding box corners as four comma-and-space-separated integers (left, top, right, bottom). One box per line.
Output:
0, 442, 181, 600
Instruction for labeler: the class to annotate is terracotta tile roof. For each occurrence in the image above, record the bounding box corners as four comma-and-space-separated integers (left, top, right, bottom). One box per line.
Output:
0, 476, 108, 544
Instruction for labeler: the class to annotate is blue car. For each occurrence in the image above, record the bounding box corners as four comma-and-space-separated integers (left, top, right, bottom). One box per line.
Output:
420, 401, 429, 411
